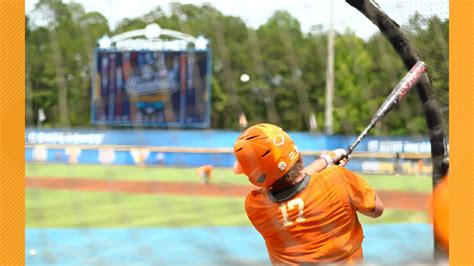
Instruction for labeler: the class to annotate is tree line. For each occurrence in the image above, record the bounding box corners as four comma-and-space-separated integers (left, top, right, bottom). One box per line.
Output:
26, 0, 448, 135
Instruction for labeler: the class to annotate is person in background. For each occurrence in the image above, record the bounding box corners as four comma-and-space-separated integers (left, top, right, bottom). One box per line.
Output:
197, 164, 214, 185
394, 152, 402, 175
417, 159, 425, 176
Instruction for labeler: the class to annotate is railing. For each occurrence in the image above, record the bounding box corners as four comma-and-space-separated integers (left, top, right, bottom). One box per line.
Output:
25, 143, 431, 159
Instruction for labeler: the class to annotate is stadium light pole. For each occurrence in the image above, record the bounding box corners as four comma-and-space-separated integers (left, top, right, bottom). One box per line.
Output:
325, 1, 335, 134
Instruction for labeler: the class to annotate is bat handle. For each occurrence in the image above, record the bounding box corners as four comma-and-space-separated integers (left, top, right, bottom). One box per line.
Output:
335, 124, 373, 165
346, 145, 356, 156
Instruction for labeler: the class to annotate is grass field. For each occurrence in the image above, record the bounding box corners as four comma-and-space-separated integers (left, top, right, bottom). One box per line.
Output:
26, 163, 431, 228
26, 188, 428, 227
27, 189, 248, 227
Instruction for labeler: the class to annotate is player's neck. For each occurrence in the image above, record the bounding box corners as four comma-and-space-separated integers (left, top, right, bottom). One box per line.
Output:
267, 173, 310, 203
271, 171, 305, 192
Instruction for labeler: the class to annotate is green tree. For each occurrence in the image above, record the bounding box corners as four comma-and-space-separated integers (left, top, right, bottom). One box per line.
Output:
27, 0, 109, 127
26, 2, 448, 135
256, 11, 313, 131
406, 14, 449, 134
364, 15, 449, 136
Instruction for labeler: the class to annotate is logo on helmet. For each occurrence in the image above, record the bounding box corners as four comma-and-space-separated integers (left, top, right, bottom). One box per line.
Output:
273, 134, 285, 147
289, 151, 296, 161
278, 161, 287, 171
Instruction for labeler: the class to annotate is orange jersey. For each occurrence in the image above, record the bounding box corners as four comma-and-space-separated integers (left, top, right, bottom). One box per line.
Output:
245, 166, 376, 265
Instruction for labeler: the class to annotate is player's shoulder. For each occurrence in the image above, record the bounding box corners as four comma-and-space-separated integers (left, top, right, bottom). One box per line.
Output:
246, 188, 267, 202
326, 166, 366, 188
311, 166, 356, 187
314, 165, 348, 179
245, 188, 268, 210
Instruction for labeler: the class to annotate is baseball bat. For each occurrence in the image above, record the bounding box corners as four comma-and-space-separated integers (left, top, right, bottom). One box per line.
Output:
339, 61, 428, 162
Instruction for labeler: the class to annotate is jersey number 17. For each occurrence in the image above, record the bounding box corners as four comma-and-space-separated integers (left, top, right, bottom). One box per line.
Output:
279, 198, 306, 227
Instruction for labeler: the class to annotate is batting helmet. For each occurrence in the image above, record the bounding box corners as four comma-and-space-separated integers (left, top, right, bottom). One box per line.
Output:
233, 123, 300, 187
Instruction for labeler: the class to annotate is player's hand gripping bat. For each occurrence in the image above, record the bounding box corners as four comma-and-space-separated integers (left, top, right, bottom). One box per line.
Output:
336, 61, 428, 164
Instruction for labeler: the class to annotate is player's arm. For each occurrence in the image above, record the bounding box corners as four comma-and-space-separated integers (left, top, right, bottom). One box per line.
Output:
357, 193, 384, 218
303, 159, 327, 175
339, 167, 384, 218
303, 149, 348, 175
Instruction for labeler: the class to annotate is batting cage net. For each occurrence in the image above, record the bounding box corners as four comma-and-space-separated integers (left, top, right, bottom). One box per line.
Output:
26, 0, 448, 265
374, 0, 449, 137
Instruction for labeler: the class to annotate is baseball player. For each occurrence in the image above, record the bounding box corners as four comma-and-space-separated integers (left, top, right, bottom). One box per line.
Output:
233, 123, 383, 265
196, 164, 214, 185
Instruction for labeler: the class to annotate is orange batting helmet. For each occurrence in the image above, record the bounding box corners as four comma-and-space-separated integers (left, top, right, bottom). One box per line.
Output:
233, 123, 300, 187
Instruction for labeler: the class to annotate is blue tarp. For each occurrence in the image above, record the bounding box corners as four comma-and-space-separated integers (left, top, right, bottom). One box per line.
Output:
26, 224, 435, 265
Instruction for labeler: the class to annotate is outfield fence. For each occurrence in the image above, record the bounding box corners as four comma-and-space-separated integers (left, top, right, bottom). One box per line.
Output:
26, 144, 432, 175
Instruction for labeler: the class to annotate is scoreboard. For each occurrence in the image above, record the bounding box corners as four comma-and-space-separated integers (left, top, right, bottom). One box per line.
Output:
91, 49, 211, 128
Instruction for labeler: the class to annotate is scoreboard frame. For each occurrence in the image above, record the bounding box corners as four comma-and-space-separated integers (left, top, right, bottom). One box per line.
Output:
90, 24, 212, 129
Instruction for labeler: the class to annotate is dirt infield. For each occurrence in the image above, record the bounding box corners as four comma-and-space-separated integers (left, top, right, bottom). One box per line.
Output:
26, 177, 430, 211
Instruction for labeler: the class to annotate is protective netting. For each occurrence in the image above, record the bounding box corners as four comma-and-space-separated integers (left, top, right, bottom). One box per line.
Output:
375, 0, 448, 25
25, 0, 448, 265
374, 0, 449, 136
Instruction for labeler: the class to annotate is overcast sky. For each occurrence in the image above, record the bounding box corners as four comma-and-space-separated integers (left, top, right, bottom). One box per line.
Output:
26, 0, 448, 40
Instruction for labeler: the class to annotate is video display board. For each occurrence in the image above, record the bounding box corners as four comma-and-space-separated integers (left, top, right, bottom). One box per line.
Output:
91, 49, 211, 127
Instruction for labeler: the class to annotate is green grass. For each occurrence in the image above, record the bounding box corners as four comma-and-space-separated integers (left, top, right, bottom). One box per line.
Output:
26, 163, 250, 185
26, 163, 433, 192
26, 164, 431, 228
27, 189, 428, 228
27, 189, 249, 227
360, 174, 432, 192
359, 209, 428, 224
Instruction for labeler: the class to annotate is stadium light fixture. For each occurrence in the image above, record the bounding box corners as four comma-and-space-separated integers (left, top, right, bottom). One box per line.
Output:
144, 23, 162, 39
195, 36, 209, 50
98, 35, 111, 49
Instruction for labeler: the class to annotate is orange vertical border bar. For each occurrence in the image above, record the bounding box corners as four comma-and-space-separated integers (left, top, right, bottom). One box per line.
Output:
0, 0, 25, 264
450, 0, 474, 265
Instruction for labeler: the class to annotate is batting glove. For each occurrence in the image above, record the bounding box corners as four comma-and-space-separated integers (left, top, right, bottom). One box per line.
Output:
320, 149, 349, 168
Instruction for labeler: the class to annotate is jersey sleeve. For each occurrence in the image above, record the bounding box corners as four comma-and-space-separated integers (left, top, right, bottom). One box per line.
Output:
338, 167, 376, 211
244, 193, 255, 222
244, 190, 263, 228
244, 189, 272, 235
